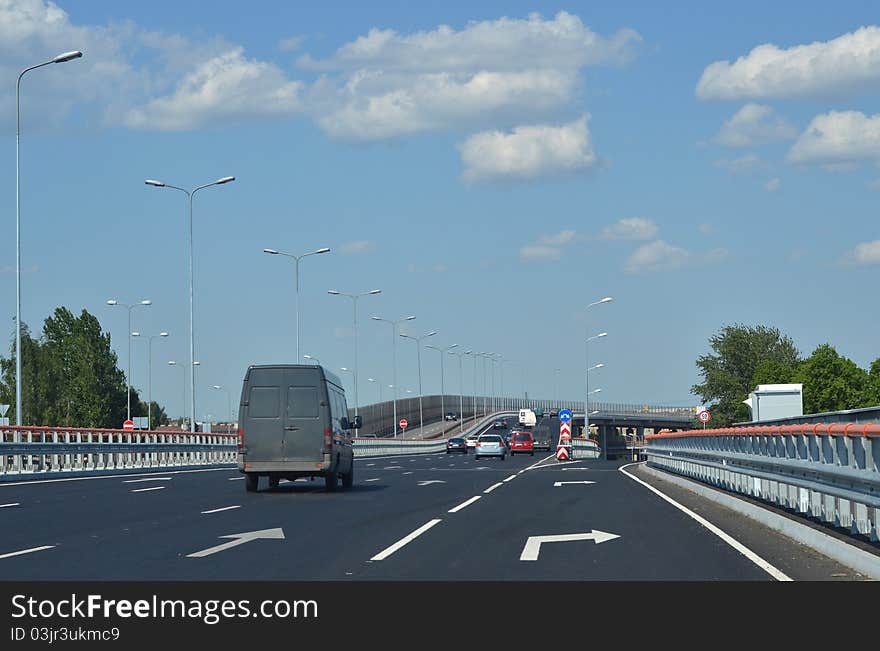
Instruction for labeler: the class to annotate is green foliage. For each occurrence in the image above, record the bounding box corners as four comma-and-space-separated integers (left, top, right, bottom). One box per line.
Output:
751, 358, 798, 387
0, 307, 167, 429
792, 344, 871, 414
692, 324, 801, 426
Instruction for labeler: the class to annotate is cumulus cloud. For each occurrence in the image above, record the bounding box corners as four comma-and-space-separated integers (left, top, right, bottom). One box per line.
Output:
712, 103, 796, 147
302, 11, 641, 141
713, 153, 761, 175
625, 240, 728, 274
765, 177, 780, 191
600, 217, 658, 241
459, 115, 599, 182
697, 26, 880, 101
850, 240, 880, 265
787, 111, 880, 165
339, 240, 377, 255
125, 48, 303, 129
519, 229, 577, 261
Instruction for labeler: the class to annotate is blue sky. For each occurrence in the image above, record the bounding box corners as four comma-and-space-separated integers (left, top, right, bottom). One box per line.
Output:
3, 0, 880, 421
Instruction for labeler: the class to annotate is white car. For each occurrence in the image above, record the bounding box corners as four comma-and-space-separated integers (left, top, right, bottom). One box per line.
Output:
465, 434, 479, 448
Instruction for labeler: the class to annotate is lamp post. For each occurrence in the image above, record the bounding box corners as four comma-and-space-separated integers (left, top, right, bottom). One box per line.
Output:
449, 349, 469, 433
132, 331, 168, 429
328, 289, 381, 436
368, 377, 382, 435
400, 330, 437, 434
107, 299, 152, 421
146, 175, 235, 433
303, 354, 321, 365
167, 361, 185, 426
263, 246, 331, 360
371, 315, 415, 437
212, 385, 232, 432
15, 50, 83, 427
584, 296, 613, 457
554, 368, 561, 409
426, 343, 458, 427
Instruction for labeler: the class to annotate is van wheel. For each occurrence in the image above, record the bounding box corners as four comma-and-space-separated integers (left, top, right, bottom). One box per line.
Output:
325, 471, 338, 492
342, 464, 354, 488
245, 473, 258, 492
268, 477, 279, 489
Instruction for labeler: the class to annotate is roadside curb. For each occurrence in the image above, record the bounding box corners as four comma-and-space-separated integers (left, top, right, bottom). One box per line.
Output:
639, 464, 880, 579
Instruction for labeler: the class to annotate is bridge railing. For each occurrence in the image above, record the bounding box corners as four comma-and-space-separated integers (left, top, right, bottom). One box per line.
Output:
645, 424, 880, 542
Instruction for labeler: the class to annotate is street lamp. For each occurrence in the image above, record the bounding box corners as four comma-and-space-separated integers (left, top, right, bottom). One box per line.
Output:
368, 377, 382, 435
465, 350, 478, 419
133, 331, 168, 429
107, 299, 152, 421
167, 361, 185, 426
400, 330, 437, 434
263, 246, 331, 360
554, 368, 562, 409
371, 315, 416, 437
146, 175, 235, 433
303, 354, 321, 365
426, 343, 458, 428
448, 348, 468, 432
212, 385, 232, 432
15, 50, 83, 427
585, 332, 607, 446
328, 288, 381, 436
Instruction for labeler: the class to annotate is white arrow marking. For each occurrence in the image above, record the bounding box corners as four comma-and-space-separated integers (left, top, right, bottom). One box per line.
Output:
553, 481, 596, 487
519, 531, 620, 560
0, 545, 56, 560
417, 480, 446, 486
187, 528, 285, 558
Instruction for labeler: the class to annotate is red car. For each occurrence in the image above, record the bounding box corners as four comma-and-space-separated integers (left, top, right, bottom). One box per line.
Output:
509, 431, 534, 456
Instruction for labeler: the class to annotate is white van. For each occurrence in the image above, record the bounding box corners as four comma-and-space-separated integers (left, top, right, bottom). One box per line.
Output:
518, 409, 536, 427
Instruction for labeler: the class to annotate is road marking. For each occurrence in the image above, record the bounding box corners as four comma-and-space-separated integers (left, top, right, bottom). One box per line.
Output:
0, 467, 235, 488
0, 545, 56, 560
366, 464, 375, 467
228, 477, 245, 481
503, 475, 517, 483
131, 486, 165, 493
554, 481, 596, 487
448, 496, 481, 513
370, 519, 443, 561
520, 531, 620, 560
402, 471, 413, 475
123, 477, 172, 483
418, 480, 446, 486
383, 466, 403, 470
201, 505, 241, 514
619, 462, 792, 581
0, 503, 20, 508
484, 482, 503, 494
365, 478, 381, 482
188, 528, 285, 558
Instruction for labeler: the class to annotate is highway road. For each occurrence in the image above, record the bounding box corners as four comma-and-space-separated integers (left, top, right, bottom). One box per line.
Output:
0, 417, 863, 580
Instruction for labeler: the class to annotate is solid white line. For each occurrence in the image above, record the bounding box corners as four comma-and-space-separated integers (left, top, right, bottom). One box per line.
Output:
0, 545, 56, 560
201, 505, 241, 514
365, 478, 380, 482
484, 482, 503, 494
228, 477, 245, 481
131, 486, 165, 493
503, 474, 517, 483
618, 462, 792, 582
448, 495, 481, 513
123, 477, 172, 483
0, 467, 235, 488
0, 503, 20, 508
370, 519, 443, 561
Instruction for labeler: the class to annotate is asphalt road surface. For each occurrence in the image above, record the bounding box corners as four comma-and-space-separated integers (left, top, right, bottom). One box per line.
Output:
0, 417, 862, 580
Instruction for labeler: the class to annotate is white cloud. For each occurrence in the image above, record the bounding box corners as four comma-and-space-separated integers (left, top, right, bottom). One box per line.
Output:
851, 240, 880, 265
459, 115, 599, 182
302, 11, 641, 141
625, 240, 728, 274
765, 177, 780, 191
519, 229, 577, 261
787, 111, 880, 165
279, 35, 305, 52
713, 153, 761, 175
339, 240, 377, 255
600, 217, 657, 241
125, 48, 303, 130
697, 26, 880, 101
712, 103, 796, 147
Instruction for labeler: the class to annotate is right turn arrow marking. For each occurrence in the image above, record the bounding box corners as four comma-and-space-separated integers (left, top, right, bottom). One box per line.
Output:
519, 530, 620, 561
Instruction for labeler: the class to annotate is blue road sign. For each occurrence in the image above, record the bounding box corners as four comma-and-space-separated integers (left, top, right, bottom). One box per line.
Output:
559, 409, 572, 423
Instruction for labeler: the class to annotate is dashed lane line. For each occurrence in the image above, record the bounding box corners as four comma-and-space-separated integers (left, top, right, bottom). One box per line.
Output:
201, 505, 241, 514
0, 503, 20, 508
131, 486, 165, 493
484, 483, 503, 494
370, 519, 443, 561
448, 496, 481, 513
0, 545, 56, 561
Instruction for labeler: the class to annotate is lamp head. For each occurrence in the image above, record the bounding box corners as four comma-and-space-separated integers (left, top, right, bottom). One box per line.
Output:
215, 176, 235, 185
368, 289, 382, 295
53, 51, 83, 63
159, 332, 169, 337
144, 179, 165, 187
327, 290, 340, 295
140, 300, 152, 306
263, 248, 279, 255
106, 299, 117, 306
314, 247, 330, 254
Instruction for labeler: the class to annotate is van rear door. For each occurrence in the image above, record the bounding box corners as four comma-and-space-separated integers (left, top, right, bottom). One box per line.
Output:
242, 368, 284, 462
283, 368, 325, 461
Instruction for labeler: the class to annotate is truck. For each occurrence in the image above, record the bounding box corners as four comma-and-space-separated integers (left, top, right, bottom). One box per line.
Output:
518, 408, 536, 428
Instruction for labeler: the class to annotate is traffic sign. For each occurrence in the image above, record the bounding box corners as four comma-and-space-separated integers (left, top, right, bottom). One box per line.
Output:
558, 409, 572, 423
559, 421, 571, 441
697, 410, 711, 424
399, 419, 408, 430
123, 419, 135, 431
0, 404, 9, 417
556, 445, 570, 461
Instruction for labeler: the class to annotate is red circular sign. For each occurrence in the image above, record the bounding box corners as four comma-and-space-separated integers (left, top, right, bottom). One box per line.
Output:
698, 410, 711, 423
123, 419, 135, 430
399, 419, 408, 429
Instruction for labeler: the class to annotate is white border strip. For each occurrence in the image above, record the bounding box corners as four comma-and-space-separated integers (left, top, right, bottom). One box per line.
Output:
619, 462, 791, 581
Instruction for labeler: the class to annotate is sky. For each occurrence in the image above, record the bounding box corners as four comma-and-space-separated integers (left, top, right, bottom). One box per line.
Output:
2, 0, 880, 422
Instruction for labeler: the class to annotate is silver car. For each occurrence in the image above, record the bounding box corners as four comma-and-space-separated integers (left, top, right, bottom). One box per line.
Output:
474, 434, 507, 460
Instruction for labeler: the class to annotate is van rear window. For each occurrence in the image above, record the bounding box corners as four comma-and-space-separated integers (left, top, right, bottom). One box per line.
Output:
288, 386, 319, 418
249, 387, 279, 418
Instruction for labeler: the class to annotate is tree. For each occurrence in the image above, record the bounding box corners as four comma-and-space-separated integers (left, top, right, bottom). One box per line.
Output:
751, 358, 799, 387
692, 324, 801, 426
866, 358, 880, 406
792, 344, 870, 414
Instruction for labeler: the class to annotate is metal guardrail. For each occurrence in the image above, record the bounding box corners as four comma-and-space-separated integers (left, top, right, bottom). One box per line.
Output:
646, 424, 880, 542
571, 438, 601, 459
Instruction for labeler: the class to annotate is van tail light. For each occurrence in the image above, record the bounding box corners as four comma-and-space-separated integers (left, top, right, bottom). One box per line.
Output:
323, 428, 332, 450
237, 427, 244, 451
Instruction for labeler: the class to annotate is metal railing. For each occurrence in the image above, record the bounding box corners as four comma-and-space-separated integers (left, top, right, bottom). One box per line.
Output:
646, 424, 880, 542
